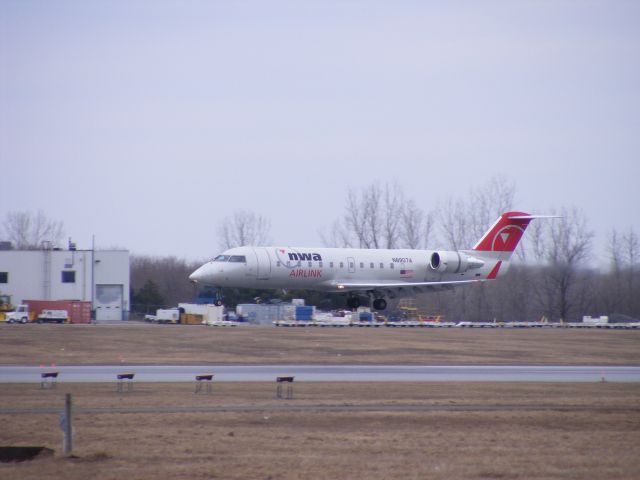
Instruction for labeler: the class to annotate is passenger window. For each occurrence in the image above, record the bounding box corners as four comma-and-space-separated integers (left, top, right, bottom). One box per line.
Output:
359, 262, 364, 268
390, 263, 394, 269
308, 261, 312, 267
370, 262, 374, 268
287, 261, 291, 267
339, 262, 344, 268
330, 262, 334, 268
349, 262, 354, 269
277, 261, 281, 267
319, 261, 323, 268
379, 262, 384, 269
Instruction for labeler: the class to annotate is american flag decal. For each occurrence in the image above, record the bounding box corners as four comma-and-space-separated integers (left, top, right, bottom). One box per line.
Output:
400, 269, 414, 278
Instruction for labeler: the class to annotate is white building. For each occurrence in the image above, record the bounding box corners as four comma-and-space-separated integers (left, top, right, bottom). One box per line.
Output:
0, 246, 129, 321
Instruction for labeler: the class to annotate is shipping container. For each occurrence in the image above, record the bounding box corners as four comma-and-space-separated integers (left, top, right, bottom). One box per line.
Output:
181, 313, 204, 325
236, 304, 285, 325
295, 305, 315, 321
203, 305, 224, 325
178, 303, 209, 316
24, 300, 92, 324
236, 303, 317, 324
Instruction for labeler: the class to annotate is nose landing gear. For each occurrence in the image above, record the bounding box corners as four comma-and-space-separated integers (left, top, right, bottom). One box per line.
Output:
214, 288, 224, 307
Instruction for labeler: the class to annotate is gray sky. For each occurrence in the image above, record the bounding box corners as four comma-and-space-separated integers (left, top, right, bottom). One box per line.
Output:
1, 1, 639, 262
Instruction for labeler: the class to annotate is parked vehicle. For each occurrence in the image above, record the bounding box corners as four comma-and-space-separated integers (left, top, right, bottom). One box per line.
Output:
36, 309, 69, 324
4, 304, 30, 324
0, 294, 13, 313
153, 309, 180, 324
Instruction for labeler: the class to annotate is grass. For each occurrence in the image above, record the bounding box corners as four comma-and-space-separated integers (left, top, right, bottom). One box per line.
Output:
1, 324, 639, 479
0, 383, 639, 480
0, 323, 639, 365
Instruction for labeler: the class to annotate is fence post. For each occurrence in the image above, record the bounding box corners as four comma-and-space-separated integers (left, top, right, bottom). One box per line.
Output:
63, 393, 73, 455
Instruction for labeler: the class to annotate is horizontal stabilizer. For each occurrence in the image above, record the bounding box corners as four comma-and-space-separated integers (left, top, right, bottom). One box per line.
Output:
508, 215, 561, 220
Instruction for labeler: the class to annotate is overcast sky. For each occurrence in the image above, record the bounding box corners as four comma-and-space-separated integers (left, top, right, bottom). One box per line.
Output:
1, 1, 638, 263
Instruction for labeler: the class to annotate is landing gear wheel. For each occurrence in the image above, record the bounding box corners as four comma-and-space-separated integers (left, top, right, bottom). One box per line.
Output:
373, 298, 387, 311
214, 288, 224, 307
347, 296, 361, 309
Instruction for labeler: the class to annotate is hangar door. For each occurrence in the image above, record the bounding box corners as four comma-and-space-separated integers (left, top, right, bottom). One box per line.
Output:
95, 284, 123, 321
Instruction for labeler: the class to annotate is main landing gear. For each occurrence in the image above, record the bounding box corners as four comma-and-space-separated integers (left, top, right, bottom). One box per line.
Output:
346, 295, 361, 309
372, 298, 387, 311
346, 294, 388, 311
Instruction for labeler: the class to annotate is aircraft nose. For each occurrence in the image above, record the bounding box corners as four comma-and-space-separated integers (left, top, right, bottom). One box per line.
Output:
189, 266, 207, 283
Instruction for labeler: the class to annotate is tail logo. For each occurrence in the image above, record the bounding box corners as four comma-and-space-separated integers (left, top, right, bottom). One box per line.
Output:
491, 225, 525, 252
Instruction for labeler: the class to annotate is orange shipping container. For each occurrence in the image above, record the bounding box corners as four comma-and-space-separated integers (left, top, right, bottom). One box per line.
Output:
181, 313, 204, 325
24, 300, 92, 324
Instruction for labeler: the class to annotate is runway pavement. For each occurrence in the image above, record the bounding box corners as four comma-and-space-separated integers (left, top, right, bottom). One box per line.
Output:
1, 365, 639, 383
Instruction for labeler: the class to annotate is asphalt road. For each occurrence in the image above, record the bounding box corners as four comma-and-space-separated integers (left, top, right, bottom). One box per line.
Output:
1, 365, 639, 383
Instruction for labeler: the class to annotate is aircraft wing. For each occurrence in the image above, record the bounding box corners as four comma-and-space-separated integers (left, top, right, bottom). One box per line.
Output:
327, 279, 485, 293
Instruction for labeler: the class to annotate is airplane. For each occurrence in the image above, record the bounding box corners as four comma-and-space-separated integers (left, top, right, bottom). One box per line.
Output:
189, 211, 547, 311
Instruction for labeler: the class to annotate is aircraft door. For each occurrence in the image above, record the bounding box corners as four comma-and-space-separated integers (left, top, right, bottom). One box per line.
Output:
347, 256, 356, 274
253, 248, 272, 280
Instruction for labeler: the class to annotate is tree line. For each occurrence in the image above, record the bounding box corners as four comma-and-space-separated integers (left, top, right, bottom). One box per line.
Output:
127, 177, 638, 322
2, 179, 639, 321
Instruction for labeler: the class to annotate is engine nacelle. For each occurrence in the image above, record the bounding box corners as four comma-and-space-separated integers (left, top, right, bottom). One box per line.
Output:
429, 251, 485, 274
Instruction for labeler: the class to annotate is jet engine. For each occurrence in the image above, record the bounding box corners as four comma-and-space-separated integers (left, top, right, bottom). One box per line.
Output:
429, 251, 484, 274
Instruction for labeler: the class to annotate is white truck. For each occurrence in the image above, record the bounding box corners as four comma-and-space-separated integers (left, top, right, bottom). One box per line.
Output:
4, 304, 30, 324
148, 308, 180, 324
36, 309, 69, 324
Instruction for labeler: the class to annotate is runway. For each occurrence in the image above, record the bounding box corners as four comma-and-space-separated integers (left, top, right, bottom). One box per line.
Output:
1, 365, 639, 383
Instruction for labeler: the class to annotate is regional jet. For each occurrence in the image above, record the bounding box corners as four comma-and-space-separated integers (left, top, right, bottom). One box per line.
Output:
189, 212, 546, 310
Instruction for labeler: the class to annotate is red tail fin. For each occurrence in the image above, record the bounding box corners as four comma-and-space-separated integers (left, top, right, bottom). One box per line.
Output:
473, 212, 533, 252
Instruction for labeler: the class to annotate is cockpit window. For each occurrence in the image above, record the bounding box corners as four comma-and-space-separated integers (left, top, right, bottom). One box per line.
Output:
213, 255, 230, 262
228, 255, 246, 263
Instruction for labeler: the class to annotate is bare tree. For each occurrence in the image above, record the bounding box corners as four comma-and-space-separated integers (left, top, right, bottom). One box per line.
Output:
528, 207, 593, 321
438, 175, 515, 251
604, 229, 625, 313
340, 182, 408, 249
621, 228, 639, 266
382, 183, 403, 249
401, 199, 423, 249
1, 210, 64, 249
218, 210, 271, 249
344, 187, 372, 248
130, 255, 202, 309
438, 197, 469, 250
363, 184, 383, 248
605, 227, 640, 317
468, 175, 516, 240
319, 219, 353, 248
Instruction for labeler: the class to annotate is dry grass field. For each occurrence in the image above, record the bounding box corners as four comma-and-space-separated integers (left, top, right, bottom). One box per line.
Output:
1, 324, 639, 479
1, 383, 639, 480
0, 323, 639, 365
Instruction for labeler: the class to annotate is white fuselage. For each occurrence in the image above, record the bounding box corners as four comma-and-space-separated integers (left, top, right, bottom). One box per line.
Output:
189, 246, 501, 293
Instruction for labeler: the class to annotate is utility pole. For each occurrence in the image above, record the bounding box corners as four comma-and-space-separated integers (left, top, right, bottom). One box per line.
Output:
91, 235, 95, 321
